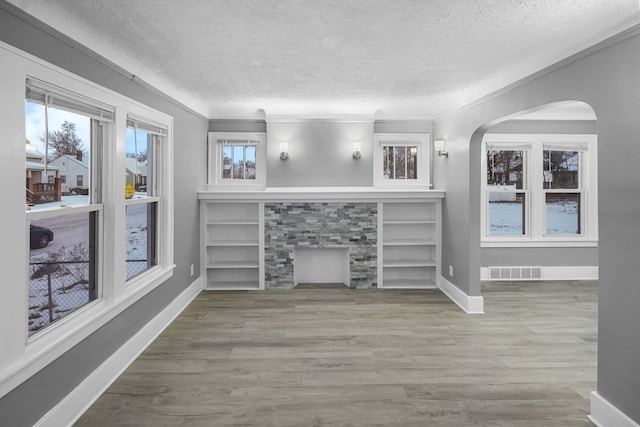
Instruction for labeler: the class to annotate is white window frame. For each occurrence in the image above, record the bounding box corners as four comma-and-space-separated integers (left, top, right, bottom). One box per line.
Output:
481, 133, 598, 247
25, 77, 111, 339
373, 133, 431, 188
124, 115, 166, 283
207, 132, 266, 190
0, 41, 174, 398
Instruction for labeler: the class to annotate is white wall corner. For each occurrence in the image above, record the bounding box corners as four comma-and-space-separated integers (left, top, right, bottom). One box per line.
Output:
588, 391, 640, 427
438, 276, 484, 314
35, 276, 203, 427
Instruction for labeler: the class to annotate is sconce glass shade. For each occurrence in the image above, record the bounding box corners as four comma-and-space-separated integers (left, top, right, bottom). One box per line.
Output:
434, 139, 448, 157
279, 142, 289, 160
352, 141, 362, 159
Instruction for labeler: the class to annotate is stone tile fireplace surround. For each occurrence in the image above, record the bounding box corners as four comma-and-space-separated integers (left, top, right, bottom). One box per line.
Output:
264, 202, 377, 288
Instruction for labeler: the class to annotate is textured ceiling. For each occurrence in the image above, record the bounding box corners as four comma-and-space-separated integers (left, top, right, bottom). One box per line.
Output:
7, 0, 640, 118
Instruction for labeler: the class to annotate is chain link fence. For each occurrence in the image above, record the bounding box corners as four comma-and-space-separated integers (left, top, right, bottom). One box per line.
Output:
28, 260, 93, 335
28, 258, 149, 335
126, 259, 151, 280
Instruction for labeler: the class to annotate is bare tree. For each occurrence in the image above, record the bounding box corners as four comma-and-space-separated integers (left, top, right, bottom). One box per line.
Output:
136, 149, 148, 162
43, 121, 85, 160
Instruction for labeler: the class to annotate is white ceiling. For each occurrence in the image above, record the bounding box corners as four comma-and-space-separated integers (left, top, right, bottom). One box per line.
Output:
8, 0, 640, 119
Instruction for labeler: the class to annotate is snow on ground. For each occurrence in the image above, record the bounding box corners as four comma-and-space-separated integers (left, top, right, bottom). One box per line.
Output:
545, 200, 579, 234
489, 202, 524, 235
28, 196, 150, 334
125, 203, 149, 280
489, 200, 579, 235
29, 194, 89, 210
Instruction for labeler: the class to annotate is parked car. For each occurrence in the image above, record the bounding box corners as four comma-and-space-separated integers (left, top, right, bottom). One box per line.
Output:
30, 225, 54, 249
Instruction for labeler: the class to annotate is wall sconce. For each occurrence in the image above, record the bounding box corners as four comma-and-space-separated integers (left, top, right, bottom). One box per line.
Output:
434, 139, 448, 157
352, 141, 362, 159
279, 142, 289, 160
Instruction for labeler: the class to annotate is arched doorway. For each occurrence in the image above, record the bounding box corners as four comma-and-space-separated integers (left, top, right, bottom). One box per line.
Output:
475, 101, 598, 285
470, 100, 599, 419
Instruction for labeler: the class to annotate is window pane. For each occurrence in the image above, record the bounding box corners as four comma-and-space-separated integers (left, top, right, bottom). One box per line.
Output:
543, 150, 579, 189
382, 145, 419, 180
394, 146, 406, 179
383, 146, 394, 179
125, 127, 151, 197
25, 101, 92, 208
222, 145, 232, 179
488, 192, 526, 235
233, 145, 245, 179
546, 193, 580, 234
126, 202, 157, 280
245, 145, 256, 180
487, 150, 524, 189
407, 146, 418, 180
29, 211, 97, 335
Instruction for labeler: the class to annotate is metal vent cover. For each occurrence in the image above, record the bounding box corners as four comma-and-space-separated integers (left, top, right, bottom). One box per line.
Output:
489, 266, 543, 280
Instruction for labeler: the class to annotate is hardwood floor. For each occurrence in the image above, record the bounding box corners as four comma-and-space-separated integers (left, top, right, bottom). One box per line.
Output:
76, 281, 597, 426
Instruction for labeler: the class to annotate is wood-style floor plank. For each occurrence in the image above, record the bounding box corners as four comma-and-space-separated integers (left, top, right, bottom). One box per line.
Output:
76, 281, 597, 426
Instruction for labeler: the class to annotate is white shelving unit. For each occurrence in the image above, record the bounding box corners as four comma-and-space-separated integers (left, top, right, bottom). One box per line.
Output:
201, 202, 263, 290
379, 201, 441, 289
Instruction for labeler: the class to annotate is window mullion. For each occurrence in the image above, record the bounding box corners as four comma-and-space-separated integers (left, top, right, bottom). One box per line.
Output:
231, 145, 235, 181
404, 146, 408, 180
243, 146, 247, 180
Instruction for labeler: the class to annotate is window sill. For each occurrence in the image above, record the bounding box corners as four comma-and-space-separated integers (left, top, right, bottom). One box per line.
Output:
206, 183, 266, 191
374, 183, 433, 190
0, 264, 175, 399
481, 240, 598, 248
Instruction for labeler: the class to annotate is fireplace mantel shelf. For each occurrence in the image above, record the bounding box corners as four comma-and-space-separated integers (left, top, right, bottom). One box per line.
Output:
198, 187, 445, 202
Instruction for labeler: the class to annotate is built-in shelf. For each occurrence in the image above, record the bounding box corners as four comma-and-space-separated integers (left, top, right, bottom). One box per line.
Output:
207, 261, 260, 269
382, 278, 437, 289
383, 219, 437, 225
383, 239, 436, 246
206, 220, 259, 225
201, 202, 263, 290
207, 240, 259, 247
383, 259, 437, 268
379, 200, 442, 289
204, 281, 261, 291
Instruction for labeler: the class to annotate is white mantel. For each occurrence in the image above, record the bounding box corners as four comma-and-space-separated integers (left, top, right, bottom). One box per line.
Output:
198, 187, 445, 202
200, 187, 444, 291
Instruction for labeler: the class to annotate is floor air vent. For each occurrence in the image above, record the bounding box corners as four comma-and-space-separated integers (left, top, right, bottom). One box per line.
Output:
489, 266, 542, 280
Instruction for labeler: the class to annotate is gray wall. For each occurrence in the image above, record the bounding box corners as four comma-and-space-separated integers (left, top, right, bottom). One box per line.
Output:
434, 27, 640, 422
0, 2, 207, 425
482, 119, 598, 268
209, 119, 267, 133
266, 121, 374, 187
488, 119, 596, 134
208, 119, 433, 188
481, 247, 598, 267
374, 120, 433, 134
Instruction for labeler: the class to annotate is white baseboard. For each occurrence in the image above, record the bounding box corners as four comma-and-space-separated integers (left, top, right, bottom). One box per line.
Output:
438, 276, 484, 314
588, 391, 640, 427
480, 265, 598, 281
35, 277, 202, 427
